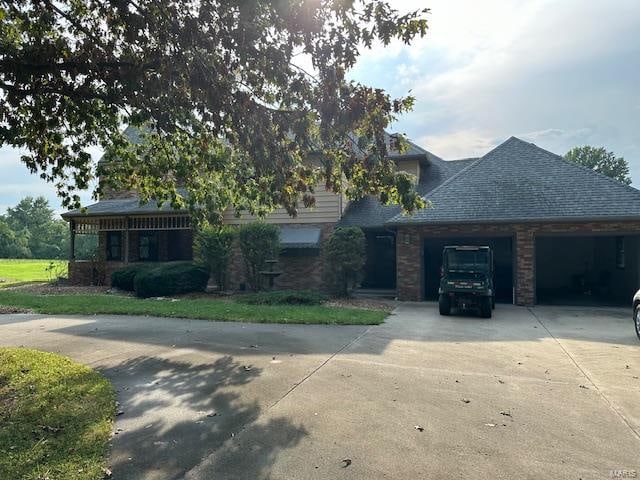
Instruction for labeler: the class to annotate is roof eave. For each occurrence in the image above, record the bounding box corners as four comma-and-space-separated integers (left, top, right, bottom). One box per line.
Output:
62, 209, 189, 219
385, 215, 640, 227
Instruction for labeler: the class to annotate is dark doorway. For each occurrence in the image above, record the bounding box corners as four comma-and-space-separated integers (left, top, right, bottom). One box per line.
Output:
361, 230, 396, 289
535, 235, 640, 305
423, 236, 514, 303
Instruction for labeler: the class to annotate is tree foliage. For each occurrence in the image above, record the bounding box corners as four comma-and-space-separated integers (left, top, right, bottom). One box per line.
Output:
0, 1, 428, 219
6, 197, 65, 258
0, 196, 96, 259
194, 224, 237, 290
0, 217, 30, 258
565, 146, 632, 185
133, 262, 209, 298
238, 222, 281, 291
324, 226, 366, 297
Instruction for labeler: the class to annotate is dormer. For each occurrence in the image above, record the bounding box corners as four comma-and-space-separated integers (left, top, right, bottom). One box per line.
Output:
395, 157, 421, 182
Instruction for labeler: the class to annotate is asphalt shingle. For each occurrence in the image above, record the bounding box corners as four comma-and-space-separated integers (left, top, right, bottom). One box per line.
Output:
388, 137, 640, 225
338, 148, 478, 229
62, 196, 188, 218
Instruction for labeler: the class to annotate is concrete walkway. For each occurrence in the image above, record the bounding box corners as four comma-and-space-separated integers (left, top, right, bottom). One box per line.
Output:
1, 303, 639, 479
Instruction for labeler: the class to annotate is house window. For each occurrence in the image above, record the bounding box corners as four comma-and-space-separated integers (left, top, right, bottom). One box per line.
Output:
139, 232, 159, 261
616, 236, 625, 269
106, 232, 122, 261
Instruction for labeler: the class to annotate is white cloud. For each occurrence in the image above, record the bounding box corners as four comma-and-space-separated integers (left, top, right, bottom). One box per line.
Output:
417, 130, 496, 159
348, 0, 640, 184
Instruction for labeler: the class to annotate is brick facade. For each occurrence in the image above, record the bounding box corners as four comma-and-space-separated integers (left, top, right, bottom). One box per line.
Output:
68, 260, 126, 286
228, 223, 334, 292
396, 220, 640, 306
73, 223, 334, 290
69, 229, 193, 286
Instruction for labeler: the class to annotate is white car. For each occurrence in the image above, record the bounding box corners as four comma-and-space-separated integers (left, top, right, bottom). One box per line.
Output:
634, 290, 640, 340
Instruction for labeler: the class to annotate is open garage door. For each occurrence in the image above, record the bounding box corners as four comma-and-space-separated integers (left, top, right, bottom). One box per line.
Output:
536, 235, 640, 305
423, 236, 514, 303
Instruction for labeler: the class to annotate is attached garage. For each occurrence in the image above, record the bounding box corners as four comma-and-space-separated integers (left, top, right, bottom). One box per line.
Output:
388, 137, 640, 306
535, 234, 640, 305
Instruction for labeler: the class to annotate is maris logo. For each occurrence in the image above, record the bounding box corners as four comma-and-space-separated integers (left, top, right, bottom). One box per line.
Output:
610, 470, 638, 478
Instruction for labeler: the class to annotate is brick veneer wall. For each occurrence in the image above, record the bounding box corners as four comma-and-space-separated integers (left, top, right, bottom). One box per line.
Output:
72, 229, 193, 286
227, 223, 335, 292
396, 221, 640, 306
68, 260, 126, 286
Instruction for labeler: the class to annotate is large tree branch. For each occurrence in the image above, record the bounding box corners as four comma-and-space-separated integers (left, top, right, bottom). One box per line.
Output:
0, 79, 114, 102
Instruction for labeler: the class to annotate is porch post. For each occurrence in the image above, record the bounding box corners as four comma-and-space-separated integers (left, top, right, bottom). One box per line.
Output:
69, 219, 76, 261
124, 216, 130, 263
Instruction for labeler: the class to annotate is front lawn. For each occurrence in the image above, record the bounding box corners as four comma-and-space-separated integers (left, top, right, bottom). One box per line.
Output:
0, 290, 388, 325
0, 259, 67, 288
0, 347, 114, 480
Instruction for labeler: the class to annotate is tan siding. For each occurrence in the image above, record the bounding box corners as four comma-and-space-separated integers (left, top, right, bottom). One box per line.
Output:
224, 184, 341, 225
396, 159, 420, 182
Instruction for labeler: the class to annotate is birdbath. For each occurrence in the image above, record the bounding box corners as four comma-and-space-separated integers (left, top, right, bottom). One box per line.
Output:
259, 259, 283, 290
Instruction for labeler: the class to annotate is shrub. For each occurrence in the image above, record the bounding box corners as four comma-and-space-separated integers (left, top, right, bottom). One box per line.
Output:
194, 225, 236, 290
238, 222, 280, 291
111, 263, 154, 291
324, 227, 366, 297
133, 262, 209, 298
235, 290, 328, 306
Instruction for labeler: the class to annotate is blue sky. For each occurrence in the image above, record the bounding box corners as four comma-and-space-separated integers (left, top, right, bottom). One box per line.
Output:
1, 0, 639, 213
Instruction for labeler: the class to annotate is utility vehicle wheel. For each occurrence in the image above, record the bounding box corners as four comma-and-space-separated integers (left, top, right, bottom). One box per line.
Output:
480, 297, 492, 318
634, 304, 640, 341
439, 294, 451, 316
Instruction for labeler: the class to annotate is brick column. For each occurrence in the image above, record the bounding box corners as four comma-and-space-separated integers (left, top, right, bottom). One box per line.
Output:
515, 227, 535, 305
396, 226, 422, 301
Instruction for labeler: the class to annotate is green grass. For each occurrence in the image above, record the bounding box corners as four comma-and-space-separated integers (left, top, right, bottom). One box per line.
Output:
235, 290, 329, 306
0, 347, 115, 480
0, 259, 67, 288
0, 290, 388, 325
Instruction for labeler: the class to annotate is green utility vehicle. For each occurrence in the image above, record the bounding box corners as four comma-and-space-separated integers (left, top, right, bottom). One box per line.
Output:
438, 245, 495, 318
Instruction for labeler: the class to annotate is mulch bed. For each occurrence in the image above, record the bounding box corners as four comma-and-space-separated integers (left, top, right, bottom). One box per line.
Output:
7, 283, 113, 296
0, 306, 34, 314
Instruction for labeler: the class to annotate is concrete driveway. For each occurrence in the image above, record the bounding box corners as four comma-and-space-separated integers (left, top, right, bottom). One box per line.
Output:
1, 304, 639, 479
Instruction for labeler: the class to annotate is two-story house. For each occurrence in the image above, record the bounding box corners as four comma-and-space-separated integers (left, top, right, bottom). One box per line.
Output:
63, 128, 640, 306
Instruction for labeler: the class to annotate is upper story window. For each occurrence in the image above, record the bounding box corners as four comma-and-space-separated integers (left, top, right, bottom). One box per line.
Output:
106, 232, 122, 261
139, 232, 159, 261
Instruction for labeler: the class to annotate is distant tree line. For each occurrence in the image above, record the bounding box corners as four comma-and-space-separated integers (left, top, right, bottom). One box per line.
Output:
0, 196, 96, 259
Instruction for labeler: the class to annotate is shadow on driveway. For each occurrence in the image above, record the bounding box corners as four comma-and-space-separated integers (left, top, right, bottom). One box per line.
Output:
102, 355, 307, 479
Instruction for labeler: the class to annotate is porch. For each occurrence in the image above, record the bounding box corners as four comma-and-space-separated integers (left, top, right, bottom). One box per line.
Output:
64, 213, 193, 285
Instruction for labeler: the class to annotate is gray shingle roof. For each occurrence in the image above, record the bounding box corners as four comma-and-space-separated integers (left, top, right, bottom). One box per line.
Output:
62, 196, 188, 218
388, 136, 640, 225
338, 147, 479, 229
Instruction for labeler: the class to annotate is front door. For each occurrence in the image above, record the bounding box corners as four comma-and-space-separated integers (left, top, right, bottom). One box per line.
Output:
361, 231, 396, 289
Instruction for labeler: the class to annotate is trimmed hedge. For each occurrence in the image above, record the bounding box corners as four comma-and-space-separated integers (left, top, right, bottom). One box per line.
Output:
235, 290, 328, 306
132, 262, 210, 298
110, 264, 155, 291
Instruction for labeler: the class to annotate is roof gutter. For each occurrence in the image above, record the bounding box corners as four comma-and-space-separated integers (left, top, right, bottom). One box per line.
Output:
61, 209, 189, 219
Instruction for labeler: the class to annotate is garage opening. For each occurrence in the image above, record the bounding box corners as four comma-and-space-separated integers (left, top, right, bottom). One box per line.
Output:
536, 235, 640, 305
423, 236, 514, 303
